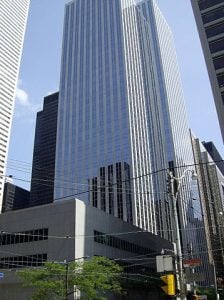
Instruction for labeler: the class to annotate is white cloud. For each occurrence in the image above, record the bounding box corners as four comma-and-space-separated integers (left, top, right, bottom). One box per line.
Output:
14, 80, 42, 122
16, 86, 29, 106
16, 80, 30, 106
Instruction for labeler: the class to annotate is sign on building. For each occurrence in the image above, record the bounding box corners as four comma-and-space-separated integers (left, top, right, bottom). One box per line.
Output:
183, 258, 201, 268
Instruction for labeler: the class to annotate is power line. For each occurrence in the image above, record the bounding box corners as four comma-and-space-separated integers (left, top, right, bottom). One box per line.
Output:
3, 158, 223, 201
6, 157, 224, 186
1, 244, 224, 272
6, 159, 222, 201
1, 223, 224, 240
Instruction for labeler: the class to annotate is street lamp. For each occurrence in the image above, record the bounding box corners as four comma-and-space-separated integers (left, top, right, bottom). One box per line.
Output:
168, 168, 197, 300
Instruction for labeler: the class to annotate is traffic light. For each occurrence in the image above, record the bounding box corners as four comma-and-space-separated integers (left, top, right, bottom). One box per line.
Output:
160, 274, 175, 296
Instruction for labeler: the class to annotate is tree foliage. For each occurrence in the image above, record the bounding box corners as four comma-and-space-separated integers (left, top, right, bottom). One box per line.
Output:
17, 256, 123, 300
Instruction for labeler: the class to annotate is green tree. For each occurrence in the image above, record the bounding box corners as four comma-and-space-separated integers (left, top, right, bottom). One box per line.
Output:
17, 256, 123, 300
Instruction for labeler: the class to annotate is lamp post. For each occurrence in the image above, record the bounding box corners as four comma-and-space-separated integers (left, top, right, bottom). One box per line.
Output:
168, 169, 197, 300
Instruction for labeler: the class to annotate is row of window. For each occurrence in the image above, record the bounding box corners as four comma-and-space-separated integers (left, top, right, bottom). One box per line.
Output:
0, 254, 47, 269
94, 230, 154, 255
206, 21, 224, 39
217, 73, 224, 87
213, 55, 224, 70
199, 0, 223, 11
202, 6, 224, 24
209, 37, 224, 54
0, 228, 48, 246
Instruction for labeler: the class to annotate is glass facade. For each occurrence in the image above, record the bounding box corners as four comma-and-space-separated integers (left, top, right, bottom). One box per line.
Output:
94, 230, 155, 255
0, 253, 47, 269
55, 0, 135, 224
55, 0, 196, 243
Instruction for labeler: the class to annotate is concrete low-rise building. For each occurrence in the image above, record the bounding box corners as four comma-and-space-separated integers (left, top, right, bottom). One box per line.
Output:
0, 199, 172, 299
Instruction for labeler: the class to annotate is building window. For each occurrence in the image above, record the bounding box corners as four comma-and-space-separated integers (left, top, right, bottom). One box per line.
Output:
0, 228, 48, 246
116, 163, 123, 219
100, 167, 106, 211
206, 22, 224, 39
198, 0, 224, 11
221, 93, 224, 105
209, 37, 224, 53
0, 254, 47, 269
217, 73, 224, 88
92, 177, 98, 208
202, 7, 224, 24
94, 230, 154, 255
108, 165, 114, 215
213, 55, 224, 70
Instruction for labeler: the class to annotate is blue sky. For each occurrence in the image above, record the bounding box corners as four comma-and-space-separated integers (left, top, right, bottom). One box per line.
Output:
7, 0, 223, 189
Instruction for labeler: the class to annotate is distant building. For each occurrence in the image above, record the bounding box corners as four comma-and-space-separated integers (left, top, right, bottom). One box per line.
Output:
0, 0, 30, 210
30, 92, 59, 206
202, 141, 224, 175
191, 134, 224, 283
0, 198, 172, 300
191, 0, 224, 142
2, 182, 29, 212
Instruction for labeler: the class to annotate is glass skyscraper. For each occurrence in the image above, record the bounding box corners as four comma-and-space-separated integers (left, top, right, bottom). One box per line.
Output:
55, 0, 194, 240
0, 0, 30, 211
55, 0, 195, 239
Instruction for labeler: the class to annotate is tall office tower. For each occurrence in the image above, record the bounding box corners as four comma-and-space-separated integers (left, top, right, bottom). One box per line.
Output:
191, 0, 224, 142
30, 92, 59, 206
0, 0, 30, 211
55, 0, 196, 242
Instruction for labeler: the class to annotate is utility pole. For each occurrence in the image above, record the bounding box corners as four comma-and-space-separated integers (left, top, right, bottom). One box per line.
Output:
64, 256, 89, 300
213, 261, 220, 300
64, 260, 69, 300
189, 243, 196, 296
169, 171, 186, 300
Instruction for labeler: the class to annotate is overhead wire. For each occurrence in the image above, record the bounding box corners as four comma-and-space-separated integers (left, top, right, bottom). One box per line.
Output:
2, 158, 224, 204
1, 223, 224, 242
5, 157, 224, 192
